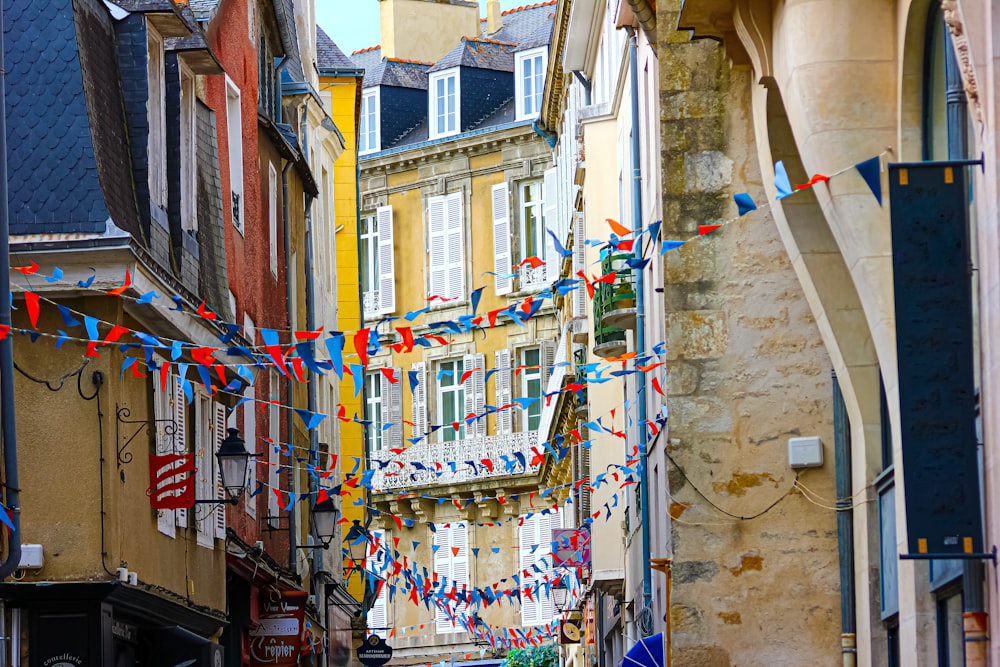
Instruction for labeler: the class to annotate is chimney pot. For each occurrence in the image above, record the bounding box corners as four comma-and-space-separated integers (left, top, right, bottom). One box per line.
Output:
487, 0, 502, 34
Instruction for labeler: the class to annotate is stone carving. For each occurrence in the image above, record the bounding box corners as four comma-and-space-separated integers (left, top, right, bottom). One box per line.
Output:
941, 0, 984, 128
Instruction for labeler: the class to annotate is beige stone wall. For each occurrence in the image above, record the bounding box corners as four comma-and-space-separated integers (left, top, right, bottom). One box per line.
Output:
659, 37, 841, 666
380, 0, 481, 64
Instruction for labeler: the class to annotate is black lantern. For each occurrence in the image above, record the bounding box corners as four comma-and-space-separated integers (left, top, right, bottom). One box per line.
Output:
552, 578, 569, 613
345, 519, 370, 565
312, 496, 339, 549
216, 427, 250, 500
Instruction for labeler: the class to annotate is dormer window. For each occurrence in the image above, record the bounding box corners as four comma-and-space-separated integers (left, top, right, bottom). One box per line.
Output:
429, 69, 460, 139
359, 88, 380, 154
147, 25, 167, 209
515, 47, 547, 121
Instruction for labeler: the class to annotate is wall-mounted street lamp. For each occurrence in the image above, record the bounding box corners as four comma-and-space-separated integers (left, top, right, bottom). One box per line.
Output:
194, 427, 250, 505
552, 578, 570, 613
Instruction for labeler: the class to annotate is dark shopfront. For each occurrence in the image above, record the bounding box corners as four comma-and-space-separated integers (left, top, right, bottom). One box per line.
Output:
0, 582, 224, 667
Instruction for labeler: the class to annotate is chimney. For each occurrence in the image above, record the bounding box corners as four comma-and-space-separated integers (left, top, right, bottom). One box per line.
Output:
487, 0, 502, 34
380, 0, 481, 63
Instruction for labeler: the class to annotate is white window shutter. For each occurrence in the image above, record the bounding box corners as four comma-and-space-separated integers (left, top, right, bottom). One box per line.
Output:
573, 212, 587, 318
451, 523, 469, 626
537, 509, 559, 623
445, 193, 464, 300
377, 205, 395, 314
174, 377, 188, 529
539, 340, 556, 392
542, 168, 559, 282
411, 362, 427, 441
388, 367, 403, 449
434, 524, 453, 633
492, 183, 513, 295
520, 516, 539, 626
428, 197, 447, 298
155, 375, 175, 538
243, 389, 257, 518
368, 530, 390, 637
495, 349, 513, 436
471, 353, 486, 438
214, 402, 228, 539
461, 354, 482, 438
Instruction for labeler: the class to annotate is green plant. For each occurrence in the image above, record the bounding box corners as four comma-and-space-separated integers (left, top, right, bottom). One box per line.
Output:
502, 644, 558, 667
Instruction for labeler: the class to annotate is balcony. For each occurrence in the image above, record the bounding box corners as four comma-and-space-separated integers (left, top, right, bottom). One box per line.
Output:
363, 289, 383, 317
592, 251, 636, 358
370, 431, 540, 491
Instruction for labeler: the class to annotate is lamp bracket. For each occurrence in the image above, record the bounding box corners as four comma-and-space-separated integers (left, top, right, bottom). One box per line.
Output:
116, 404, 176, 468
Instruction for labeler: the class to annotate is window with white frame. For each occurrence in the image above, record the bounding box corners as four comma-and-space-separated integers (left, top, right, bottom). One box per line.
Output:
359, 88, 380, 154
518, 180, 546, 287
269, 162, 278, 277
437, 359, 465, 443
520, 508, 561, 627
434, 522, 469, 633
365, 371, 383, 454
520, 348, 543, 432
515, 47, 547, 121
226, 77, 244, 233
362, 206, 395, 317
429, 69, 459, 139
179, 67, 197, 231
427, 193, 464, 300
367, 529, 390, 637
147, 26, 167, 209
267, 369, 280, 527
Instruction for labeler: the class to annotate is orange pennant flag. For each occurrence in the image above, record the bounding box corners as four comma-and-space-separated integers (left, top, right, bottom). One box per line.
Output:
106, 270, 132, 296
606, 218, 632, 236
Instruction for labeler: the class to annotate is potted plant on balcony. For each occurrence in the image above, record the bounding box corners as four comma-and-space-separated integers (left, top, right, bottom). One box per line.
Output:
611, 279, 635, 310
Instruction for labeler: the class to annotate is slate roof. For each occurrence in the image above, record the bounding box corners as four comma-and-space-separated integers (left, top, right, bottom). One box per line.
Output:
362, 59, 430, 89
5, 0, 139, 236
429, 38, 516, 73
316, 26, 356, 71
187, 0, 219, 22
486, 1, 557, 46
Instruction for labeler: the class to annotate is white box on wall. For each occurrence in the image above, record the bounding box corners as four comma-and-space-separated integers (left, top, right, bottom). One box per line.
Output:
788, 436, 824, 469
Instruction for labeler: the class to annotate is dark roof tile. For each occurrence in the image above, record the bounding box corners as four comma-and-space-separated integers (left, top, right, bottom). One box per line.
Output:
316, 25, 356, 70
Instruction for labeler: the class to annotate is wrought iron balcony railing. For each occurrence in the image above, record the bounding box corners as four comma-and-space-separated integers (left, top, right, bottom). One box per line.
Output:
370, 431, 540, 491
593, 250, 636, 358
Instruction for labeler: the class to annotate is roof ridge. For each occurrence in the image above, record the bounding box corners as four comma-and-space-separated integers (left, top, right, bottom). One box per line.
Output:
352, 44, 381, 55
385, 57, 434, 66
464, 36, 520, 47
501, 1, 557, 17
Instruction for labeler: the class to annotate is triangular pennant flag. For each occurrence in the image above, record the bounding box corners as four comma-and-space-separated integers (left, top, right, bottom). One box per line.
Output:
660, 240, 685, 255
734, 192, 757, 216
855, 155, 882, 206
774, 160, 793, 199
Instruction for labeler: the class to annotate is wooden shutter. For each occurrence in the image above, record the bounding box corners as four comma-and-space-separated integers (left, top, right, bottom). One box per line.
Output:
537, 509, 560, 623
377, 205, 395, 314
155, 375, 175, 538
451, 523, 469, 626
495, 349, 513, 436
214, 402, 227, 539
542, 168, 559, 282
445, 193, 464, 300
461, 354, 485, 438
196, 394, 214, 549
428, 196, 447, 298
174, 377, 188, 529
388, 367, 403, 449
243, 388, 257, 518
572, 211, 587, 318
268, 371, 280, 523
492, 183, 513, 295
539, 340, 556, 392
411, 362, 427, 441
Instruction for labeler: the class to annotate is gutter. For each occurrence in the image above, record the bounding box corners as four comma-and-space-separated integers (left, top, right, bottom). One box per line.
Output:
626, 26, 653, 625
0, 2, 20, 580
624, 0, 656, 46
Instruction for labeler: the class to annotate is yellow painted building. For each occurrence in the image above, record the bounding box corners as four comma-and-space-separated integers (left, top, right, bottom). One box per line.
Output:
317, 27, 367, 604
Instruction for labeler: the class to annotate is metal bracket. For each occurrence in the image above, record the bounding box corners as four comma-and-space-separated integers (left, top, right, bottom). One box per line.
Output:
900, 545, 997, 564
115, 404, 176, 467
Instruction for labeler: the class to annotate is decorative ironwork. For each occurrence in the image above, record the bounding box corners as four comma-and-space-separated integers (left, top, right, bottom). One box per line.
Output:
115, 404, 176, 467
371, 431, 539, 491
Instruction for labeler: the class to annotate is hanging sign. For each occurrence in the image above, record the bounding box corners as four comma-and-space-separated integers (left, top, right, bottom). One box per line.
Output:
357, 634, 393, 667
552, 528, 590, 567
249, 591, 308, 667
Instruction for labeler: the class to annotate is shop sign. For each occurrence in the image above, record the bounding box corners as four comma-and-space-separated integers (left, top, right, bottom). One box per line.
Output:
552, 529, 590, 567
357, 634, 393, 667
249, 591, 308, 667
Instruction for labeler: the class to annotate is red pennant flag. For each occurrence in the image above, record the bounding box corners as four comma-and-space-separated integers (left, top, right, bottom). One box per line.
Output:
698, 224, 722, 235
614, 239, 635, 252
0, 325, 10, 340
379, 368, 398, 384
195, 301, 218, 321
576, 271, 595, 299
103, 325, 129, 346
795, 173, 830, 190
459, 369, 474, 385
391, 514, 403, 530
13, 262, 39, 276
191, 347, 216, 367
106, 270, 132, 296
481, 459, 494, 472
353, 328, 370, 367
652, 376, 665, 396
23, 291, 40, 328
593, 272, 617, 286
519, 256, 544, 269
606, 218, 632, 236
397, 326, 414, 352
425, 334, 448, 346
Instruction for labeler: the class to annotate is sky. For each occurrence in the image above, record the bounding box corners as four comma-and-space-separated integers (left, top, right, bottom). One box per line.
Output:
317, 0, 528, 58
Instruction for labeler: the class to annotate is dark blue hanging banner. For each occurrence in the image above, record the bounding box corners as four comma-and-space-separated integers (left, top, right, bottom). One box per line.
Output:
889, 160, 983, 557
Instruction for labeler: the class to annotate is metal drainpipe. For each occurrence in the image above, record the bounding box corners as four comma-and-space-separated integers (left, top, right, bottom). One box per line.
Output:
0, 1, 23, 581
832, 372, 856, 666
626, 27, 652, 619
942, 22, 988, 664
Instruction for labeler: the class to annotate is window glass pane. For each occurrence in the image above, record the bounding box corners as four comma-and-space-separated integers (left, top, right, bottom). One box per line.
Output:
447, 76, 456, 131
366, 372, 382, 452
522, 348, 541, 432
436, 78, 446, 134
523, 59, 534, 114
439, 359, 465, 442
879, 485, 898, 617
